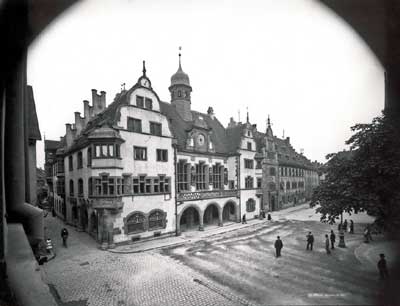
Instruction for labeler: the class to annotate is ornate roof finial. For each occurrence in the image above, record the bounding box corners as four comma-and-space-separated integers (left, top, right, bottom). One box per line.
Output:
282, 129, 285, 139
246, 107, 249, 123
179, 46, 182, 69
142, 60, 146, 77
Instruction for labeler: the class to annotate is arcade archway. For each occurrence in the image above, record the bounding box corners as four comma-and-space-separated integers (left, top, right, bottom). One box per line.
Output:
223, 201, 236, 222
203, 203, 220, 226
179, 206, 200, 232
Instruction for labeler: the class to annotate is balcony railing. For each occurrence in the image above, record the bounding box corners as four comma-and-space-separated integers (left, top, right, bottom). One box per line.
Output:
177, 189, 239, 202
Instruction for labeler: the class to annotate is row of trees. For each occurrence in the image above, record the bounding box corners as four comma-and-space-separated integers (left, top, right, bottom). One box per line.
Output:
311, 111, 400, 233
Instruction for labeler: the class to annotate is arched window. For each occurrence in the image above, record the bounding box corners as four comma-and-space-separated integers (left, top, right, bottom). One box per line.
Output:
78, 178, 84, 196
87, 147, 92, 167
69, 180, 74, 196
126, 212, 145, 233
88, 178, 93, 196
77, 151, 83, 169
246, 198, 256, 212
148, 210, 165, 230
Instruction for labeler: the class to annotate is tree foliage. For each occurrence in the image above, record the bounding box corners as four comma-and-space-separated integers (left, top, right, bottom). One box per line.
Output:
311, 111, 400, 231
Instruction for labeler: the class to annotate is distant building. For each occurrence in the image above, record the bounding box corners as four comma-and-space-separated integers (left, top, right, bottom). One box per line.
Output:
45, 57, 319, 248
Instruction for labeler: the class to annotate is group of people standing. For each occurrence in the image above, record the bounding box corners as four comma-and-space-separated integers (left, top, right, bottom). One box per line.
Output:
304, 230, 336, 254
338, 219, 354, 234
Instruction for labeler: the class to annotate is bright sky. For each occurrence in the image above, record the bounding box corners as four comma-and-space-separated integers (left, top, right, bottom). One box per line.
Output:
28, 0, 384, 169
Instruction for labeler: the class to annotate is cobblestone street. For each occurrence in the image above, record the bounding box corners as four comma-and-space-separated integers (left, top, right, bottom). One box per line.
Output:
41, 207, 396, 306
42, 216, 241, 306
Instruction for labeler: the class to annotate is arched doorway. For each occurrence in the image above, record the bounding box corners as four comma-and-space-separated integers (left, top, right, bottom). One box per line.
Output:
203, 204, 219, 226
180, 207, 200, 232
271, 195, 276, 211
223, 201, 236, 222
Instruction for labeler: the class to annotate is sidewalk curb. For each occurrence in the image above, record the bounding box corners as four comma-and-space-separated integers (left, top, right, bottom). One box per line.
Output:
108, 241, 188, 254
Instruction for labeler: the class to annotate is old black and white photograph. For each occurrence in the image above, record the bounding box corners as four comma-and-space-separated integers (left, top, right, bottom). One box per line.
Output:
1, 0, 400, 306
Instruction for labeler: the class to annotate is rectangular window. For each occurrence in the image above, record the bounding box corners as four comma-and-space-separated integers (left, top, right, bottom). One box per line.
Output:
127, 117, 142, 133
212, 164, 223, 189
136, 95, 144, 108
164, 178, 170, 193
77, 152, 83, 169
102, 175, 108, 195
195, 163, 207, 190
122, 176, 131, 194
95, 178, 101, 195
150, 122, 162, 136
257, 178, 262, 188
87, 148, 92, 167
177, 161, 189, 192
145, 179, 152, 193
229, 180, 235, 190
68, 156, 73, 171
247, 142, 252, 150
244, 159, 254, 169
145, 97, 153, 110
256, 160, 262, 169
116, 178, 122, 195
133, 178, 139, 194
108, 178, 115, 195
95, 145, 101, 157
153, 178, 159, 193
134, 146, 147, 160
156, 149, 168, 162
139, 176, 145, 193
245, 176, 254, 189
108, 145, 114, 157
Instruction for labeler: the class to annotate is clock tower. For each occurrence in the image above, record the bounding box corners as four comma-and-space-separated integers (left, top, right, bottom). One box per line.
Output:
169, 52, 193, 121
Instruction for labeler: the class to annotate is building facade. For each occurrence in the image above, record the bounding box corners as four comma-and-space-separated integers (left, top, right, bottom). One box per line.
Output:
46, 58, 319, 248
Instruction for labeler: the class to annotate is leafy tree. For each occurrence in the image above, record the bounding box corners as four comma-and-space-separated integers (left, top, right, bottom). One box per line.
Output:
311, 111, 400, 231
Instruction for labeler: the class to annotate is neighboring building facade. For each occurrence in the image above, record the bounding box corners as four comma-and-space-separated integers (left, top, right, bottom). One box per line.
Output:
45, 57, 319, 248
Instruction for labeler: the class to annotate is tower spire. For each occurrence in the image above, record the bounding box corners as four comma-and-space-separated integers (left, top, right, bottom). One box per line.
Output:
246, 107, 249, 123
267, 114, 271, 127
179, 46, 182, 69
142, 60, 146, 76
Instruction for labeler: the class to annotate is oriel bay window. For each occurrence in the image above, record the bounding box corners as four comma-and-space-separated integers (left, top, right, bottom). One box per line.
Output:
94, 144, 120, 158
177, 161, 189, 192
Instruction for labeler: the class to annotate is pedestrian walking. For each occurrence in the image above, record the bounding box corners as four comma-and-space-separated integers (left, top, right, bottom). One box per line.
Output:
330, 230, 336, 249
343, 219, 348, 232
325, 234, 331, 254
242, 214, 247, 224
274, 236, 283, 257
267, 213, 272, 221
349, 220, 354, 234
377, 253, 389, 280
61, 227, 69, 247
364, 225, 373, 243
306, 232, 314, 251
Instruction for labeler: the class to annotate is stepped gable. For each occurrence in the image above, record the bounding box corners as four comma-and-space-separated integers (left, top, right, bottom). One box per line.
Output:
226, 123, 246, 153
64, 90, 129, 154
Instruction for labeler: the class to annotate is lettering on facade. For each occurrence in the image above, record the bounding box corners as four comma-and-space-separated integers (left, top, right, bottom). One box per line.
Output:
177, 189, 239, 202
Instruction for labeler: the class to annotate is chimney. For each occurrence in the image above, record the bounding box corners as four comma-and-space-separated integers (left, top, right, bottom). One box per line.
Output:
65, 123, 74, 147
227, 117, 237, 128
74, 112, 83, 135
285, 137, 290, 144
83, 100, 90, 124
207, 107, 215, 120
92, 89, 102, 116
100, 91, 106, 110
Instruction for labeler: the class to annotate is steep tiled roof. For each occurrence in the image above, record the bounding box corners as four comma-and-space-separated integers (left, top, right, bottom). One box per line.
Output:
226, 124, 244, 153
26, 85, 41, 141
44, 140, 61, 151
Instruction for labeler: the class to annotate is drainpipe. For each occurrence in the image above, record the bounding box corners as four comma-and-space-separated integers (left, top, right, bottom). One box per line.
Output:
4, 56, 43, 246
173, 144, 178, 236
237, 153, 241, 222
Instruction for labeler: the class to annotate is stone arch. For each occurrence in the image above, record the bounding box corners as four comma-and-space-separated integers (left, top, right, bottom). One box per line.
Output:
148, 209, 167, 231
203, 202, 222, 227
178, 204, 202, 233
123, 211, 146, 234
222, 200, 238, 223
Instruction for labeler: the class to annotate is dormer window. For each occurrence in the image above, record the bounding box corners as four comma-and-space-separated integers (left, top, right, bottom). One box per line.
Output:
247, 142, 252, 150
247, 131, 251, 137
136, 96, 144, 108
178, 90, 182, 97
145, 98, 153, 110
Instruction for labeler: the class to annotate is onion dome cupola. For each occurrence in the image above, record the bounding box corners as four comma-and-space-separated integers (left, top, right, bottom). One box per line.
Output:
169, 49, 193, 121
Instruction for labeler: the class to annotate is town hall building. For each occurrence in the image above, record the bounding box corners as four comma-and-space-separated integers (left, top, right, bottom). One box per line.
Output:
45, 55, 319, 248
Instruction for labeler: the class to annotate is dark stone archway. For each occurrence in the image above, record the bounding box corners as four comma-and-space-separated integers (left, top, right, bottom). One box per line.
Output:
203, 204, 220, 226
179, 207, 200, 232
223, 201, 236, 222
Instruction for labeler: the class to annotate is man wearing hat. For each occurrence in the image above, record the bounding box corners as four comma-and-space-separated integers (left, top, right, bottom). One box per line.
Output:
377, 253, 389, 280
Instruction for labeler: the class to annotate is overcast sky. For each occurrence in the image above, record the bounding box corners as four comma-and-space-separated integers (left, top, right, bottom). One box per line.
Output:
28, 0, 384, 169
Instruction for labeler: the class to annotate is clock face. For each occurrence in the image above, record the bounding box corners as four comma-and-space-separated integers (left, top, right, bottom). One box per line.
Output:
140, 78, 149, 87
197, 134, 205, 146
